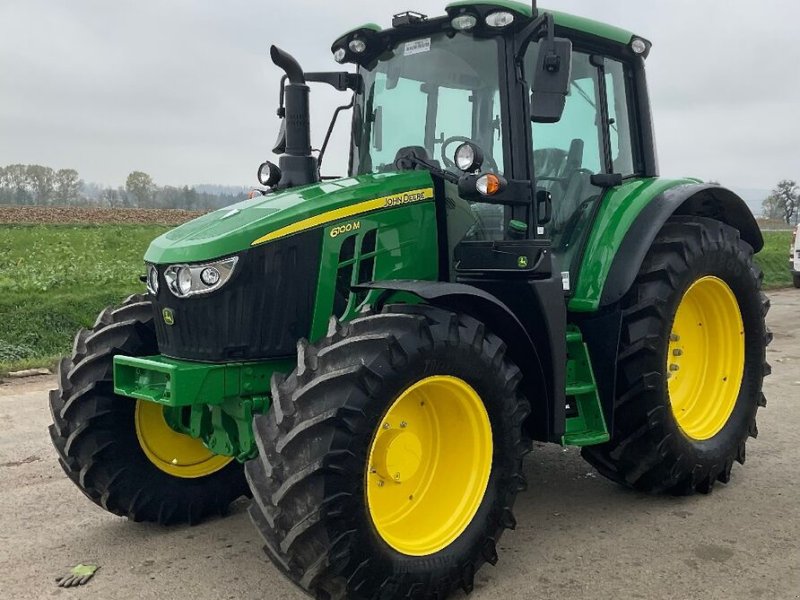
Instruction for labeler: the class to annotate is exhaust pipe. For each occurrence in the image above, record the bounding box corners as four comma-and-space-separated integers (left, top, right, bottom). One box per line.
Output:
270, 45, 318, 188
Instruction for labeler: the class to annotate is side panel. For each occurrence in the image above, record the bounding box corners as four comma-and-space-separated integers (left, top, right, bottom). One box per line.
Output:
309, 201, 440, 341
569, 176, 699, 312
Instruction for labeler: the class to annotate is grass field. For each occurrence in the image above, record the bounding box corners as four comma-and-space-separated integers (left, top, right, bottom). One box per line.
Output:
0, 225, 795, 376
0, 224, 170, 376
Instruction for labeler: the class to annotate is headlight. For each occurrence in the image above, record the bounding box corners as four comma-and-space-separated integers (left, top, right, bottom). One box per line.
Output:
146, 264, 159, 296
163, 257, 238, 298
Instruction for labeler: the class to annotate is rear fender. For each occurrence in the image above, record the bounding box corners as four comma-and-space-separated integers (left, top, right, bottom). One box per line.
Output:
570, 179, 762, 312
600, 184, 762, 307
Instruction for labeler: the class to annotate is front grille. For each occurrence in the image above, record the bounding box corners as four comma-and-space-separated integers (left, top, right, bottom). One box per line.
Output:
151, 229, 323, 362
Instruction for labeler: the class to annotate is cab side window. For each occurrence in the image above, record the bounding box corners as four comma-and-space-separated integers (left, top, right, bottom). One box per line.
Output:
605, 58, 636, 176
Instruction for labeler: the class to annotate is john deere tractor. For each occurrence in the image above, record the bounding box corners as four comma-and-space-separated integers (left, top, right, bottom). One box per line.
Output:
50, 2, 770, 598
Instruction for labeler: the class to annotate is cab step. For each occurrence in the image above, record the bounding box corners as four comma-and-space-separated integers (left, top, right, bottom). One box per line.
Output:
562, 326, 610, 447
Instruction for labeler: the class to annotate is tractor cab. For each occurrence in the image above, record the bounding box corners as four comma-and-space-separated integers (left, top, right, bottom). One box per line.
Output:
296, 3, 658, 295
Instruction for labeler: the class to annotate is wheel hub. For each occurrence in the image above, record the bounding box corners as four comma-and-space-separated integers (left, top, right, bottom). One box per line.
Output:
372, 427, 423, 483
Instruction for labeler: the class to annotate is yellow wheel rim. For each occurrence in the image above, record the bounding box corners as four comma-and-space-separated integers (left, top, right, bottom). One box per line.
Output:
134, 401, 233, 478
667, 276, 745, 441
366, 376, 493, 556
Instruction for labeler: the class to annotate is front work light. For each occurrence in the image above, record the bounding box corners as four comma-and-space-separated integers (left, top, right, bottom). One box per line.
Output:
164, 257, 238, 298
451, 14, 478, 31
485, 11, 515, 28
333, 47, 347, 63
349, 39, 367, 54
454, 142, 484, 172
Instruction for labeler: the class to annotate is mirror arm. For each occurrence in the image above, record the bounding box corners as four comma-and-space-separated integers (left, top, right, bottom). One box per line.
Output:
306, 72, 362, 92
277, 75, 288, 117
514, 12, 552, 62
318, 96, 355, 170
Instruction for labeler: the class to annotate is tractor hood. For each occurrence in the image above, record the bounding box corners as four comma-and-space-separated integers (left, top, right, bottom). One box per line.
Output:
144, 170, 434, 264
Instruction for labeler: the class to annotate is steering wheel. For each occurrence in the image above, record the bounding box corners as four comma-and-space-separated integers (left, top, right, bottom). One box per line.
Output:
440, 136, 499, 173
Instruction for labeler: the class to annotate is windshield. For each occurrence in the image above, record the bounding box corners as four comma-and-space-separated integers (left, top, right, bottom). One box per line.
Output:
351, 33, 505, 176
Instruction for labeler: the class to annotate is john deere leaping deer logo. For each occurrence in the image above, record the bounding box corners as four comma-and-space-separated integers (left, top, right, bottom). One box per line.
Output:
162, 308, 175, 326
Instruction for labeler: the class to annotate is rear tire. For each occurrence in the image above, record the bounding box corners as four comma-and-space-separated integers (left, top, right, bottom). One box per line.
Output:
246, 305, 531, 599
49, 294, 249, 525
793, 273, 800, 289
582, 217, 770, 494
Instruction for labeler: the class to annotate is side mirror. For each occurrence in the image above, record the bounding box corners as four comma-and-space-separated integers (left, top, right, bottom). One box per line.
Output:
530, 38, 573, 124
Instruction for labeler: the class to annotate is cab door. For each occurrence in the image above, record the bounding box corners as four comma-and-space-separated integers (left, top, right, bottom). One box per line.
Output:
525, 43, 640, 291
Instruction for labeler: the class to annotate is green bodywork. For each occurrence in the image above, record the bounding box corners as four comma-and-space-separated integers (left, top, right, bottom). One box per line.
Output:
569, 177, 698, 312
144, 171, 436, 264
117, 171, 439, 460
115, 355, 292, 460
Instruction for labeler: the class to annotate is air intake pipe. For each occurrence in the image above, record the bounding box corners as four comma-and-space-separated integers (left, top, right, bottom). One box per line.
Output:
270, 45, 319, 188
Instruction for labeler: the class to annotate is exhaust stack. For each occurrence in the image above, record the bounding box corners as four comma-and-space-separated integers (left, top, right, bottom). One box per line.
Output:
270, 46, 319, 188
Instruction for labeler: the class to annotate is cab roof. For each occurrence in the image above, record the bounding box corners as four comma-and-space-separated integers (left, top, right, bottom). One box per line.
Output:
337, 2, 637, 47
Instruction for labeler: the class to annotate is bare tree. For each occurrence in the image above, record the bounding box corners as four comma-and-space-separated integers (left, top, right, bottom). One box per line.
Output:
763, 180, 799, 224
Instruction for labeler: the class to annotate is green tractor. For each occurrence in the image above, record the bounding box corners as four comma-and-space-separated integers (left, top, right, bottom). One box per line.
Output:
50, 2, 770, 598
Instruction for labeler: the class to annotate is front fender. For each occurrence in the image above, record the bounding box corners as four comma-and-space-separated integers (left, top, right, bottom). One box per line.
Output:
358, 280, 561, 442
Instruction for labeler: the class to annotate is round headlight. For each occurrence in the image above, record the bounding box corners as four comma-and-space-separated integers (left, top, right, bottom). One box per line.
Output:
177, 267, 192, 296
147, 265, 159, 296
349, 39, 366, 54
333, 47, 347, 64
631, 38, 648, 55
486, 11, 515, 28
200, 267, 220, 286
257, 161, 281, 187
454, 142, 484, 172
451, 14, 478, 31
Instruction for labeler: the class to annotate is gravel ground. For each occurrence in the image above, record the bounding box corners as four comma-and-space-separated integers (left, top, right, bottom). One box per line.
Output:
1, 290, 798, 600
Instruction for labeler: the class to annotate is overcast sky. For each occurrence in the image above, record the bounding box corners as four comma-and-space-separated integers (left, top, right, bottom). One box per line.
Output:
1, 0, 798, 191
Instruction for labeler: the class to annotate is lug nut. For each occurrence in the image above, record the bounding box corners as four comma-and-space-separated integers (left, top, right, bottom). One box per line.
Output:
382, 423, 390, 430
670, 334, 680, 342
394, 473, 401, 481
377, 480, 384, 487
673, 349, 683, 357
669, 364, 680, 372
400, 421, 408, 429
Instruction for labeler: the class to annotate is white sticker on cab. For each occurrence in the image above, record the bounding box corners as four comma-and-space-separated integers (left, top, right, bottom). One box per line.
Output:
404, 38, 431, 56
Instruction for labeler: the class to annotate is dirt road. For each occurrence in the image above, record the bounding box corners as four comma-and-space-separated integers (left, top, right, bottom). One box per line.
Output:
2, 291, 798, 600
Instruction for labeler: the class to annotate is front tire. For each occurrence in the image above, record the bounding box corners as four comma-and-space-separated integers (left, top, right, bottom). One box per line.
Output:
49, 294, 249, 525
582, 217, 770, 494
793, 273, 800, 289
246, 305, 530, 599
